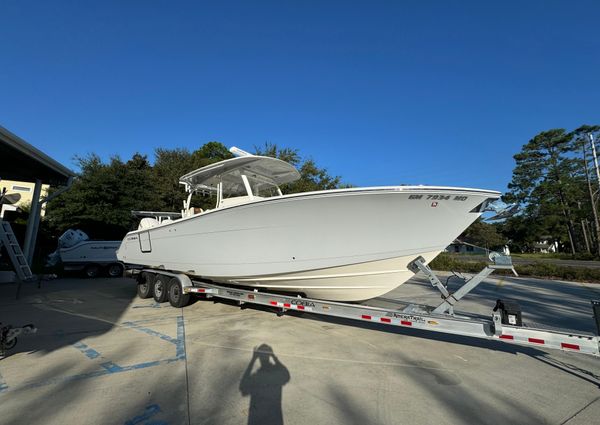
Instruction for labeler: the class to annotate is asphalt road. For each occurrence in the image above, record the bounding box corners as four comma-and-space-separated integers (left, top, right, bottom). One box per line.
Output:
1, 273, 599, 425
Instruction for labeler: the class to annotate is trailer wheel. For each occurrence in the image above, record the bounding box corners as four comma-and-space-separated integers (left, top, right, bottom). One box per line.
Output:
153, 275, 169, 303
3, 337, 17, 351
107, 263, 123, 278
137, 272, 155, 299
168, 278, 191, 308
84, 264, 101, 278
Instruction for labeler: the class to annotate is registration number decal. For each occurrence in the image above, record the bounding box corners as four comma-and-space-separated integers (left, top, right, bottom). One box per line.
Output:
409, 194, 468, 201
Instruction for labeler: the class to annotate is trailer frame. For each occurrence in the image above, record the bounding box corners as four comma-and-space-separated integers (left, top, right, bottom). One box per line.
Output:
130, 255, 600, 357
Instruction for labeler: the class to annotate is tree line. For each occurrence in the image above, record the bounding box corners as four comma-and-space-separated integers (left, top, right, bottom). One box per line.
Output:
43, 126, 600, 258
501, 125, 600, 256
44, 142, 341, 239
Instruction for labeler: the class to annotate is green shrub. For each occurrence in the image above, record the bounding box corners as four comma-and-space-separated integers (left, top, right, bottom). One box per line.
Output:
429, 253, 600, 283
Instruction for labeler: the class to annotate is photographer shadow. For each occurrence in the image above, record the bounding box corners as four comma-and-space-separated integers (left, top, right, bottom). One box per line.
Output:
239, 344, 290, 425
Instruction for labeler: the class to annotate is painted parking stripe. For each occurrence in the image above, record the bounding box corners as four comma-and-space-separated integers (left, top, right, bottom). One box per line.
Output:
101, 361, 124, 373
124, 404, 163, 425
0, 371, 7, 393
175, 316, 185, 359
72, 342, 102, 359
122, 321, 179, 346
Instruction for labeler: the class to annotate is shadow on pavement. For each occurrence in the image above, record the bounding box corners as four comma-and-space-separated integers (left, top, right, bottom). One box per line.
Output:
0, 277, 136, 357
239, 343, 290, 425
208, 295, 600, 392
0, 276, 188, 425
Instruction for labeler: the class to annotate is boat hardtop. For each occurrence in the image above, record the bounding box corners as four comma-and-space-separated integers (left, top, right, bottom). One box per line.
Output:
179, 153, 300, 195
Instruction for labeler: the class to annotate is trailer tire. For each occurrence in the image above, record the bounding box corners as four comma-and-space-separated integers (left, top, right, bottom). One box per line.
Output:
84, 264, 101, 278
168, 278, 191, 308
107, 263, 123, 278
4, 337, 17, 351
137, 272, 155, 299
153, 275, 169, 303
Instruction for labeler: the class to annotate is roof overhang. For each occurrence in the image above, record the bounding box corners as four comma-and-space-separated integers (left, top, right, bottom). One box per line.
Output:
0, 125, 74, 185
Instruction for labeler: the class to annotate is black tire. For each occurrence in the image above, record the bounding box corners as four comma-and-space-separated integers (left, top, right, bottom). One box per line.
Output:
168, 278, 191, 308
4, 337, 17, 351
137, 272, 155, 299
84, 264, 101, 278
152, 275, 169, 303
107, 263, 123, 278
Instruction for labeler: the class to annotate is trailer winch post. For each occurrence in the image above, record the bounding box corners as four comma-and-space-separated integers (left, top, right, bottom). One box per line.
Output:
408, 253, 517, 315
407, 256, 453, 308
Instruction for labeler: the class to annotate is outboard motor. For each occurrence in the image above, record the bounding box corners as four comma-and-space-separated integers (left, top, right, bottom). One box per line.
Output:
57, 229, 89, 248
46, 229, 90, 266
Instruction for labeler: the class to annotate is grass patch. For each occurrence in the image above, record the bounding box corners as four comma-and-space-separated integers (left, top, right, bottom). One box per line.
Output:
429, 253, 600, 283
511, 252, 600, 261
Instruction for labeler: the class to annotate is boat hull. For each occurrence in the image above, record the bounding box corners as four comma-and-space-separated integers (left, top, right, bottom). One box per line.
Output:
226, 251, 441, 301
117, 187, 499, 301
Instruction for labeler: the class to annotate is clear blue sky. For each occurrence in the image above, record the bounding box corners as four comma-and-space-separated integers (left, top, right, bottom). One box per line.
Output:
1, 1, 599, 191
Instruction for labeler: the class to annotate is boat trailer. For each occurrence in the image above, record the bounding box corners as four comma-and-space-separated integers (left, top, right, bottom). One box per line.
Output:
133, 254, 600, 357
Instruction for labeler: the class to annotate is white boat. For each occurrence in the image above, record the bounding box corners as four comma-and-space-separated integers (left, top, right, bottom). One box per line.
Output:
117, 148, 500, 301
47, 229, 123, 277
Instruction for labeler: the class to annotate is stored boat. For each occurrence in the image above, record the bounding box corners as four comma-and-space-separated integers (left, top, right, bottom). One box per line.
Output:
47, 229, 123, 277
117, 148, 500, 301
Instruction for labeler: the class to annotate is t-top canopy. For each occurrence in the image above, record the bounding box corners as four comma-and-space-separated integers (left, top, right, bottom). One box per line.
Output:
179, 155, 301, 193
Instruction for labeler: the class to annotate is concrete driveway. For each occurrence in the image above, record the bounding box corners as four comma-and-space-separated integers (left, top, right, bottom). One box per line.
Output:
0, 273, 599, 425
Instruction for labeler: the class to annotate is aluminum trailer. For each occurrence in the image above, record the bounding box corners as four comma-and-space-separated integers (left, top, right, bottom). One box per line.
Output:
128, 254, 600, 357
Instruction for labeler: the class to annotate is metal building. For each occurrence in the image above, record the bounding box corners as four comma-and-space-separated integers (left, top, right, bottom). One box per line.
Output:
0, 125, 74, 273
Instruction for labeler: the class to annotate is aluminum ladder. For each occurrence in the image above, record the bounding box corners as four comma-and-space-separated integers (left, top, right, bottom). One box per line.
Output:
0, 220, 34, 281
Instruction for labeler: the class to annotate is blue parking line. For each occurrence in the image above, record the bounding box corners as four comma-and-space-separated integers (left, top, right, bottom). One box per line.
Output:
122, 321, 179, 346
132, 302, 163, 309
124, 404, 167, 425
73, 342, 101, 359
7, 357, 183, 393
101, 361, 124, 373
175, 316, 185, 359
0, 371, 8, 393
123, 316, 180, 325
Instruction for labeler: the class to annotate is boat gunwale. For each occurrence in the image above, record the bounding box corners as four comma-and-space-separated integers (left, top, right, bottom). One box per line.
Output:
123, 186, 500, 236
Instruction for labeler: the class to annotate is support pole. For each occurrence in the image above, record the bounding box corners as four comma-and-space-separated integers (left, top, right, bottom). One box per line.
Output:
23, 179, 43, 264
590, 133, 600, 187
582, 139, 600, 255
22, 177, 72, 266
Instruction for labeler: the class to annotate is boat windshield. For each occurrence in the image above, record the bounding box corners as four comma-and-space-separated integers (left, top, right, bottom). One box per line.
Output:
218, 172, 281, 201
214, 170, 281, 198
246, 175, 282, 198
